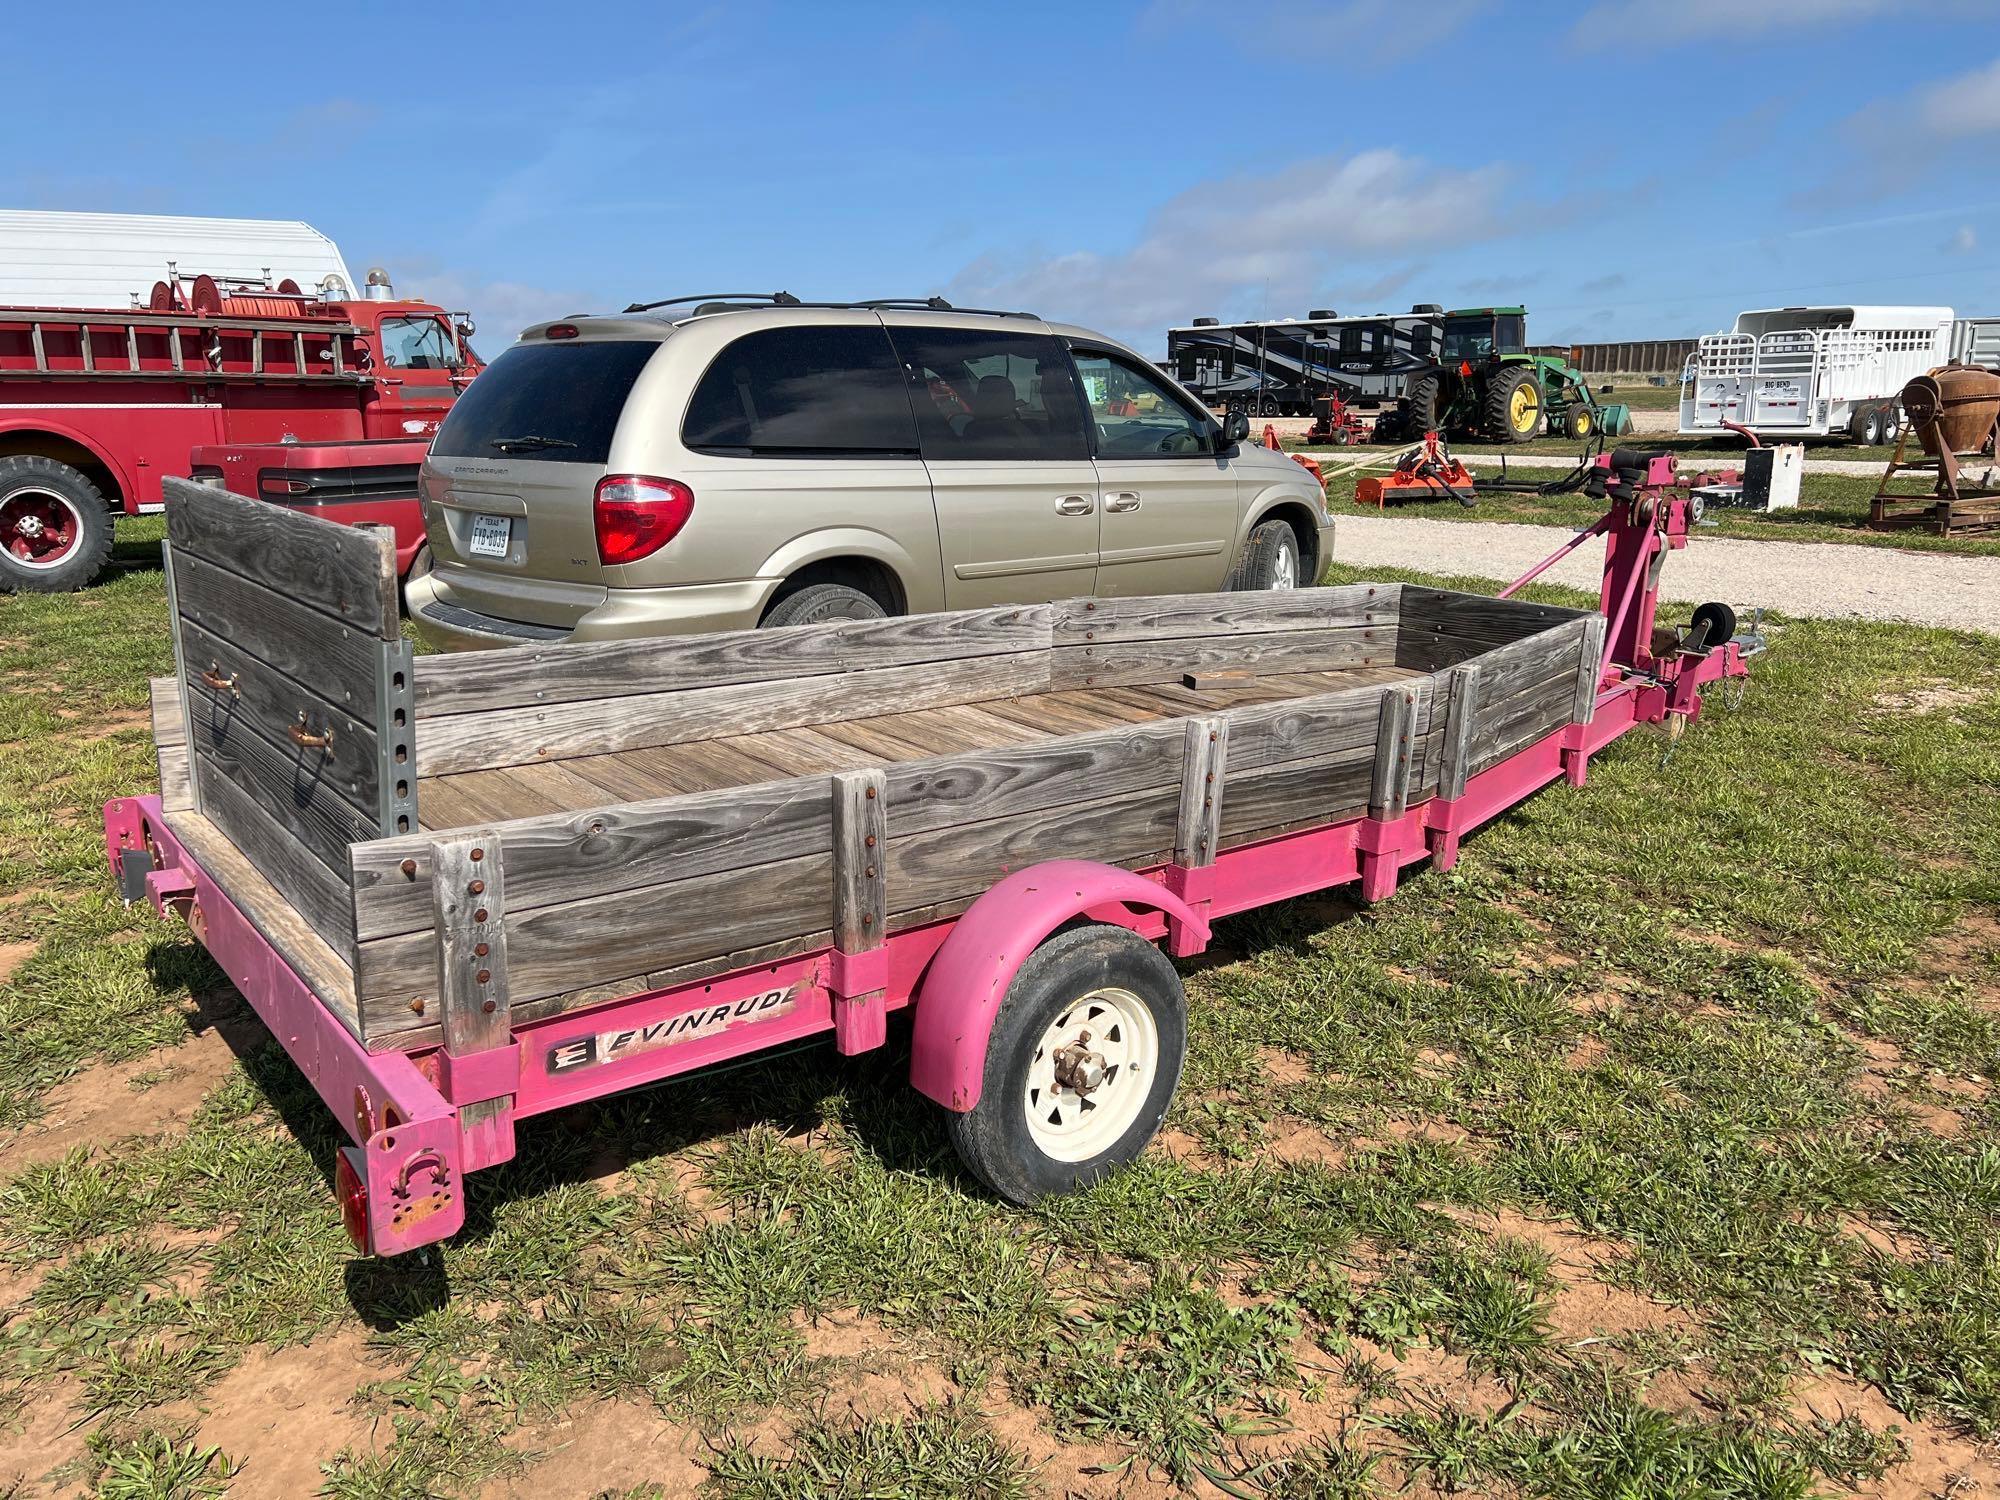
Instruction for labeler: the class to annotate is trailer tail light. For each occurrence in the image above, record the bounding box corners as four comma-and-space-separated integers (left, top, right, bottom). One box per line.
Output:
595, 475, 694, 565
335, 1146, 371, 1253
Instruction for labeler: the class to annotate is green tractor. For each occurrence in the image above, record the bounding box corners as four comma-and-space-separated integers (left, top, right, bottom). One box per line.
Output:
1388, 307, 1622, 444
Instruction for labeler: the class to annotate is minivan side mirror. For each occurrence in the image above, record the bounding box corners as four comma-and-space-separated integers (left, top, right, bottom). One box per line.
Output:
1220, 410, 1251, 448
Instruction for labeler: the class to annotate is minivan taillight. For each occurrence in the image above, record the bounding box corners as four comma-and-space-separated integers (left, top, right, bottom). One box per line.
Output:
594, 475, 695, 565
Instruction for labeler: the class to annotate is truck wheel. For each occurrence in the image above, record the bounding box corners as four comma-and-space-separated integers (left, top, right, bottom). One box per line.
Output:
0, 457, 115, 593
1231, 518, 1301, 591
1485, 367, 1542, 443
946, 923, 1188, 1205
760, 580, 886, 627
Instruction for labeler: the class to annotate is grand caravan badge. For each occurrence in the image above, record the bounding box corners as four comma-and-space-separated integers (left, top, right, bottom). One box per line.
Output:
546, 985, 797, 1074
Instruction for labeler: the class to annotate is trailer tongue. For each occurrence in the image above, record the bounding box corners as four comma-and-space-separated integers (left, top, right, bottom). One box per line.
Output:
105, 462, 1754, 1255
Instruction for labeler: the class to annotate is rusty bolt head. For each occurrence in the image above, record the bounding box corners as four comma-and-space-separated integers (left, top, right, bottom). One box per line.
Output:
481, 999, 496, 1014
409, 997, 426, 1014
861, 913, 874, 928
865, 786, 877, 800
476, 968, 492, 984
468, 878, 486, 895
864, 833, 876, 848
474, 907, 489, 922
471, 847, 485, 861
399, 858, 417, 878
865, 865, 877, 879
474, 942, 489, 958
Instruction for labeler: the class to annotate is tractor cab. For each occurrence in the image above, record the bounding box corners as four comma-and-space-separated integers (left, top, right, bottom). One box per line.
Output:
1439, 308, 1526, 366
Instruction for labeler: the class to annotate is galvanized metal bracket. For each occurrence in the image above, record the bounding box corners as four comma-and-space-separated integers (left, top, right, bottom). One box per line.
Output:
374, 637, 418, 837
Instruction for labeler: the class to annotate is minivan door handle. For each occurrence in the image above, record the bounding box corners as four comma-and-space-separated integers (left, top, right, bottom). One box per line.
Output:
1055, 494, 1095, 516
1104, 491, 1141, 513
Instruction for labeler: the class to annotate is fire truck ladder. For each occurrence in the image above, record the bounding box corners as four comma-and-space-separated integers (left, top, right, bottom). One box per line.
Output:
0, 308, 370, 384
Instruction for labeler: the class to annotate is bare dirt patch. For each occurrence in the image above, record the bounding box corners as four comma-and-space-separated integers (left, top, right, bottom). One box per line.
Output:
794, 1307, 959, 1418
1870, 681, 1993, 717
0, 1375, 92, 1495
0, 1031, 231, 1174
0, 939, 35, 987
1257, 1044, 1314, 1088
193, 1330, 385, 1495
491, 1399, 708, 1499
1795, 1371, 2000, 1499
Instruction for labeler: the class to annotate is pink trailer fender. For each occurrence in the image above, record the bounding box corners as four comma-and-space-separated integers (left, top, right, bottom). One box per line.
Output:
908, 860, 1208, 1112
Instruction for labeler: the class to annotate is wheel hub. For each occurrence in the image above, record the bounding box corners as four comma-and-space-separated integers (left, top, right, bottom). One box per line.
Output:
1051, 1032, 1107, 1094
1, 488, 82, 568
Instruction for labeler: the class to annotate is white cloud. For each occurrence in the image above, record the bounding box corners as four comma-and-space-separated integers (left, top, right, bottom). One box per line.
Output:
1915, 57, 2000, 137
1946, 224, 1978, 254
1570, 0, 1895, 48
951, 151, 1515, 343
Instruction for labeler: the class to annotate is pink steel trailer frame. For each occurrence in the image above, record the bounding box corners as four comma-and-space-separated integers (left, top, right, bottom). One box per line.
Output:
103, 452, 1753, 1256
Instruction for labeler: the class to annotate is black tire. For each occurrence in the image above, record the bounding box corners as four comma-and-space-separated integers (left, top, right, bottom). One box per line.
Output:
1564, 405, 1595, 439
1330, 427, 1352, 447
759, 581, 887, 628
1231, 517, 1302, 591
946, 923, 1188, 1205
1858, 405, 1886, 447
1484, 366, 1542, 443
0, 456, 115, 593
1402, 374, 1439, 435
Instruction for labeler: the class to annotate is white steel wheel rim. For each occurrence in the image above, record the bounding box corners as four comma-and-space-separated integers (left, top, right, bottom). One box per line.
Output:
1270, 543, 1297, 590
1024, 987, 1159, 1163
1, 487, 84, 570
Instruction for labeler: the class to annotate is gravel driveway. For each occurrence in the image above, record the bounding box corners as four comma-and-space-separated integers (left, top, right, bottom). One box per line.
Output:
1336, 515, 2000, 635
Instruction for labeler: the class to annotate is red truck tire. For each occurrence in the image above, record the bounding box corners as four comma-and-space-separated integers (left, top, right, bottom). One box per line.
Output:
0, 456, 115, 594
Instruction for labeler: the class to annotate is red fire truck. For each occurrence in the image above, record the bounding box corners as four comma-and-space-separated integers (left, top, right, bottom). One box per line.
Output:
0, 267, 480, 592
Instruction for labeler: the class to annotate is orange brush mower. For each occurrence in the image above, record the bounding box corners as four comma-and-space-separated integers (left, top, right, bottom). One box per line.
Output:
1355, 431, 1475, 508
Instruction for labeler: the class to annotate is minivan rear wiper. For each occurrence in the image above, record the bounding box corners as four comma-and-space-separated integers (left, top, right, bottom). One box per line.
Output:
489, 434, 577, 453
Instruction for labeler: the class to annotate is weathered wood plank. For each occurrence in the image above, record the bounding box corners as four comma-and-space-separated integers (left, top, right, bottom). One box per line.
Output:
179, 615, 383, 810
1221, 684, 1385, 771
1050, 583, 1398, 641
1369, 686, 1417, 820
1439, 664, 1481, 801
416, 649, 1054, 775
187, 698, 376, 878
171, 550, 383, 717
162, 476, 397, 641
351, 776, 833, 941
410, 602, 1054, 715
432, 836, 513, 1138
1216, 745, 1375, 842
353, 852, 834, 1023
1051, 624, 1392, 691
832, 770, 886, 952
1469, 661, 1580, 775
1175, 716, 1228, 866
180, 758, 357, 962
1572, 614, 1607, 725
885, 789, 1180, 913
1394, 587, 1585, 666
150, 675, 191, 812
158, 805, 361, 1036
885, 719, 1186, 838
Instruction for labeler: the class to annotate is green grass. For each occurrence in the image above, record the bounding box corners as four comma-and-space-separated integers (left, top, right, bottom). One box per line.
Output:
1295, 448, 2000, 556
1, 534, 1998, 1495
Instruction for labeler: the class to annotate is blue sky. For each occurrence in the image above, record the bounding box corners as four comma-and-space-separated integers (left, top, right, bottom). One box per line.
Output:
9, 0, 2000, 356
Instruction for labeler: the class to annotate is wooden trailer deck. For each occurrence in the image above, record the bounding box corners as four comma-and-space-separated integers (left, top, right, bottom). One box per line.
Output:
147, 478, 1599, 1056
411, 666, 1421, 832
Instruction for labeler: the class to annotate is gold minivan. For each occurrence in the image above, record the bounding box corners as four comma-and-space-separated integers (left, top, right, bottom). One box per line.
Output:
407, 297, 1334, 647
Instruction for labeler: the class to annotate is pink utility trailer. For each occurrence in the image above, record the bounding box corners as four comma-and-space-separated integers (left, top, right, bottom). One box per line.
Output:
106, 457, 1753, 1254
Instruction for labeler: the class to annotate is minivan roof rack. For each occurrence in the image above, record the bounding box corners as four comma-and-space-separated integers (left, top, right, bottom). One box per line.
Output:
618, 291, 1039, 319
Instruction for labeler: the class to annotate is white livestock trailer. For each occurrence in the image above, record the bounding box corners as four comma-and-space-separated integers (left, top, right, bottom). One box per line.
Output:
1680, 306, 1953, 443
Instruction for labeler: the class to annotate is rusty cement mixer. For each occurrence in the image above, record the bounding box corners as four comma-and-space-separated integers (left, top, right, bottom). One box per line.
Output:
1871, 363, 2000, 538
1900, 362, 2000, 458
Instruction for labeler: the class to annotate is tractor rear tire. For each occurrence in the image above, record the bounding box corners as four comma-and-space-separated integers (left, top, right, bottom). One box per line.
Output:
1402, 374, 1439, 436
0, 456, 115, 594
1485, 367, 1542, 444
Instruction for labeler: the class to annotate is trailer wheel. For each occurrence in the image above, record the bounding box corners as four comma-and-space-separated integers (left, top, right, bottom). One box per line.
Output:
946, 923, 1188, 1205
1858, 404, 1886, 447
0, 457, 115, 594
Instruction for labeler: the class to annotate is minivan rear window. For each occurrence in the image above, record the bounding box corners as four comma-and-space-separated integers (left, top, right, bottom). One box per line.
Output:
431, 340, 658, 464
682, 326, 919, 456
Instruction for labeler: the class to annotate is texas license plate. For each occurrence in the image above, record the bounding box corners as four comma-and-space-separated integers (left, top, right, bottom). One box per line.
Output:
468, 513, 512, 558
